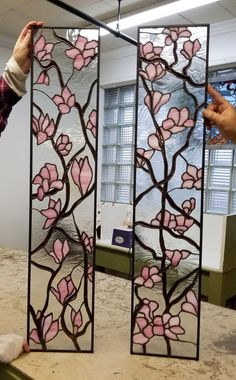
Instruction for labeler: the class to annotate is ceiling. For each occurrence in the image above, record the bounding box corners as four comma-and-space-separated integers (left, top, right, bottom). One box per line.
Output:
0, 0, 236, 51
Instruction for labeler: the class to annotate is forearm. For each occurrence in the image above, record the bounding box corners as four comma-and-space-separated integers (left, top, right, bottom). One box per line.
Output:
0, 76, 20, 134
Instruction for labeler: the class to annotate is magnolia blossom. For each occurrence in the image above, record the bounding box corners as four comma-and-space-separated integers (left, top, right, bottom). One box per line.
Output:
65, 35, 98, 71
29, 311, 59, 344
81, 231, 94, 254
86, 110, 97, 137
136, 148, 154, 168
139, 42, 163, 60
35, 70, 50, 85
181, 39, 201, 60
134, 266, 162, 288
52, 86, 75, 114
51, 274, 76, 305
151, 210, 194, 235
144, 91, 170, 115
181, 290, 198, 316
71, 156, 93, 195
71, 307, 83, 335
34, 35, 54, 61
165, 249, 190, 267
41, 198, 61, 229
182, 198, 195, 214
163, 27, 191, 45
162, 107, 194, 135
153, 313, 185, 340
148, 131, 170, 151
33, 163, 63, 201
49, 238, 70, 264
32, 113, 55, 145
56, 134, 72, 156
139, 63, 166, 82
182, 164, 202, 190
133, 300, 185, 344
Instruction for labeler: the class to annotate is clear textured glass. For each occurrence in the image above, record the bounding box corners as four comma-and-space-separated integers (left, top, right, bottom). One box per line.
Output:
28, 27, 99, 352
131, 26, 208, 359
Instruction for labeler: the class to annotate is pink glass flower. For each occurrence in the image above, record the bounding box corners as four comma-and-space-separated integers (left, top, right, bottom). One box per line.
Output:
87, 265, 93, 282
53, 86, 75, 114
51, 274, 76, 305
49, 238, 70, 264
86, 110, 97, 137
154, 314, 185, 340
41, 199, 61, 229
71, 156, 93, 195
151, 210, 176, 230
34, 35, 54, 61
148, 131, 170, 151
136, 148, 154, 168
162, 107, 194, 135
65, 35, 98, 71
182, 164, 202, 190
163, 27, 191, 45
133, 316, 154, 345
151, 210, 193, 235
71, 307, 83, 335
144, 91, 170, 115
35, 70, 50, 85
139, 63, 166, 82
139, 42, 163, 60
174, 214, 194, 235
181, 290, 198, 316
139, 299, 159, 321
32, 113, 55, 145
56, 134, 72, 156
180, 39, 201, 60
182, 198, 195, 214
165, 249, 190, 267
29, 311, 59, 344
134, 266, 162, 288
33, 163, 63, 201
81, 231, 94, 254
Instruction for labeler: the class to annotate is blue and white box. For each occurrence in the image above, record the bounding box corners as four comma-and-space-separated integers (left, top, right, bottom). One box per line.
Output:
112, 227, 133, 248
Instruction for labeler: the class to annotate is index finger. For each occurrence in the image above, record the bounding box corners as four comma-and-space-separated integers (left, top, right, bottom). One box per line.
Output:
207, 84, 228, 105
18, 21, 43, 40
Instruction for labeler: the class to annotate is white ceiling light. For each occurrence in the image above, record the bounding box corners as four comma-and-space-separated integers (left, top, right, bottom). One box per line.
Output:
100, 0, 219, 36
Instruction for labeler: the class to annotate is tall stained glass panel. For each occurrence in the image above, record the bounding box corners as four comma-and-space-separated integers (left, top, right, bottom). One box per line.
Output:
28, 27, 99, 352
131, 26, 209, 359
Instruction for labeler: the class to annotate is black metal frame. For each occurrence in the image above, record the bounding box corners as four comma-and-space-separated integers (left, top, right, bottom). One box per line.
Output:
46, 0, 138, 46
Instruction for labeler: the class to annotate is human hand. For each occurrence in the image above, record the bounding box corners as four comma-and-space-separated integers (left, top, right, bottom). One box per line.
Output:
12, 21, 43, 75
203, 84, 236, 143
0, 334, 30, 364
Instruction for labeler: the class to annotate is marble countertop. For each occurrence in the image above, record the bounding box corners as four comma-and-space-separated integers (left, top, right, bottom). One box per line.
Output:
0, 246, 236, 380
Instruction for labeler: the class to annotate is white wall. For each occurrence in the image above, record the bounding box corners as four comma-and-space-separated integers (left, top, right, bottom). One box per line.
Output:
0, 19, 236, 250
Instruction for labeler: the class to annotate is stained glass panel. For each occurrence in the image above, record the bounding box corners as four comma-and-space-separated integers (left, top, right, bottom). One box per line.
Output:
131, 26, 209, 359
28, 27, 99, 352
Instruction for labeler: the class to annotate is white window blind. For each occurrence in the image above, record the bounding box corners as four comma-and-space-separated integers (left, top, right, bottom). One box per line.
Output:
101, 85, 135, 203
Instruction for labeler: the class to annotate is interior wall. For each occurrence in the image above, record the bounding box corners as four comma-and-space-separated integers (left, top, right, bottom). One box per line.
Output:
0, 19, 236, 251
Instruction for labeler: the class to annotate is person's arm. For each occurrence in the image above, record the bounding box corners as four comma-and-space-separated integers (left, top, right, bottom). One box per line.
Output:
0, 21, 43, 135
203, 84, 236, 143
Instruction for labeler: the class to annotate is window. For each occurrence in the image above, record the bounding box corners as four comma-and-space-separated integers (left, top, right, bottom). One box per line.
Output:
101, 68, 236, 213
204, 67, 236, 214
101, 85, 135, 203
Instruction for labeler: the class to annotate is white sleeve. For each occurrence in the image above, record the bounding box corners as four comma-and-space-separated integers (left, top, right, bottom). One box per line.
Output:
0, 334, 24, 363
2, 56, 28, 97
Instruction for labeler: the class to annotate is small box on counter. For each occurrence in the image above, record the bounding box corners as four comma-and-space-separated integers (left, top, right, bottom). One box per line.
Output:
111, 227, 133, 248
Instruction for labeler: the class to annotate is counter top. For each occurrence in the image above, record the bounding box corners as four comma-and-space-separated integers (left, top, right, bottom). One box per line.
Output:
0, 246, 236, 380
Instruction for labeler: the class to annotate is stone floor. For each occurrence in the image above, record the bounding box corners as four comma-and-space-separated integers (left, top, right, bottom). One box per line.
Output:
0, 246, 236, 380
